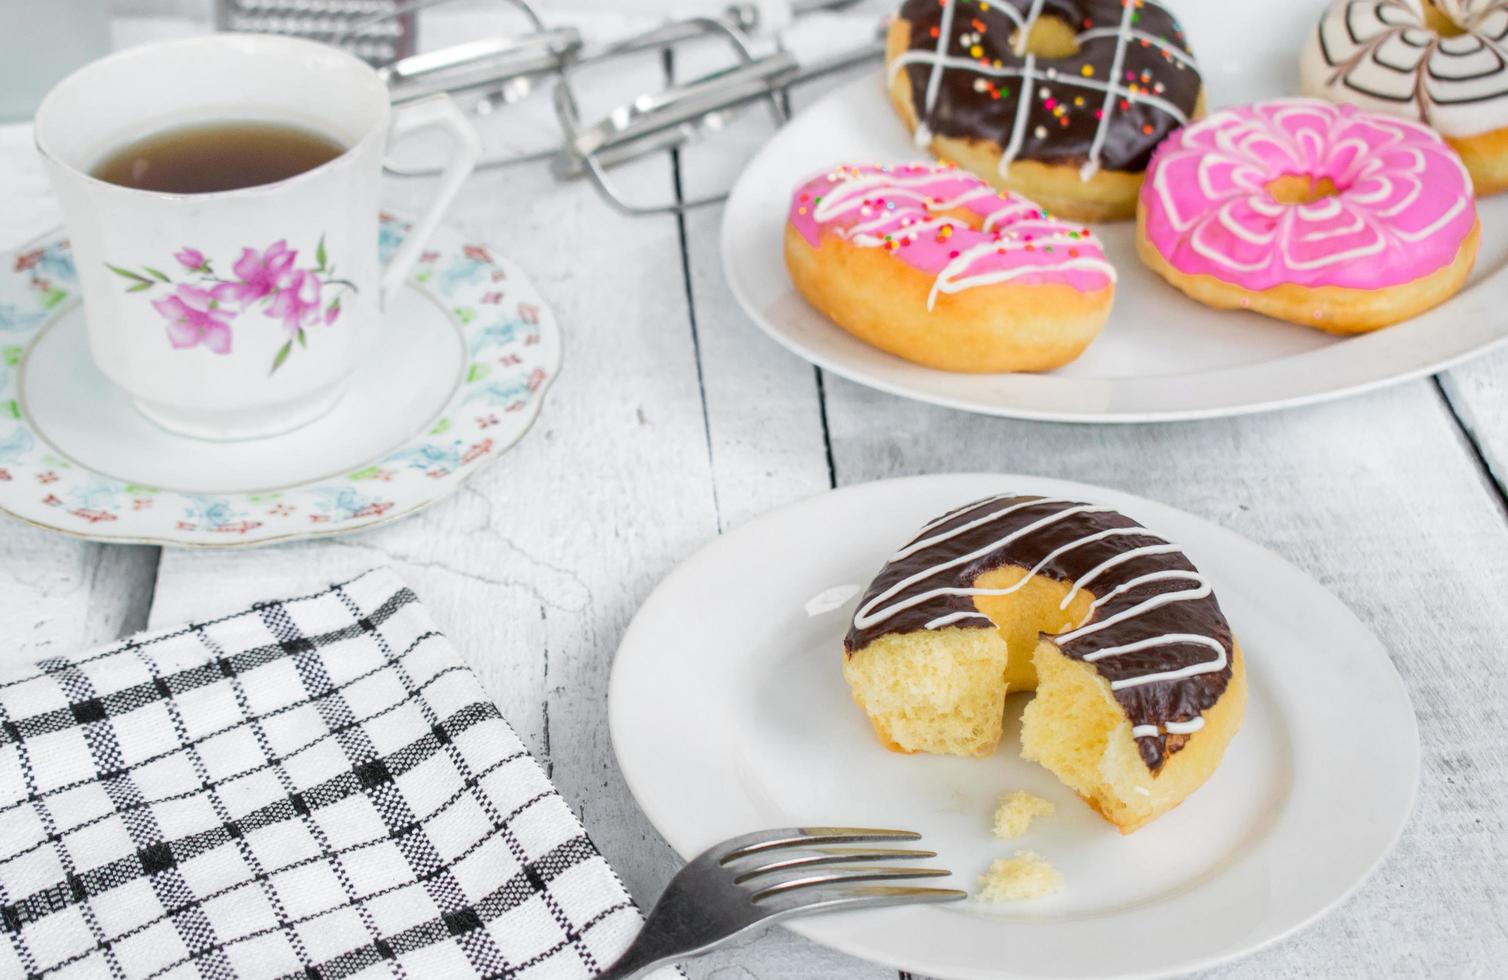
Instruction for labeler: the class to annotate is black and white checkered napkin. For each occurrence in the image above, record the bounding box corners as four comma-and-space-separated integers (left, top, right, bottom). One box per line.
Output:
0, 569, 665, 979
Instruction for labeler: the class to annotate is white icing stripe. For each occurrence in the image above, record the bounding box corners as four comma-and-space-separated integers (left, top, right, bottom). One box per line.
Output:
1110, 649, 1228, 691
849, 217, 957, 244
1058, 544, 1185, 609
928, 240, 1117, 310
1079, 633, 1228, 692
1014, 0, 1047, 58
1089, 569, 1205, 610
914, 494, 1017, 535
917, 0, 957, 145
1055, 582, 1212, 643
1131, 716, 1205, 739
1082, 0, 1137, 182
893, 497, 1077, 560
1000, 55, 1038, 173
1001, 0, 1046, 174
1076, 26, 1198, 67
853, 503, 1116, 629
811, 171, 983, 224
924, 610, 994, 629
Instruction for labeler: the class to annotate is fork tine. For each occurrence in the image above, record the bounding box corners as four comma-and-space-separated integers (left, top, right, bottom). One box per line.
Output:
716, 827, 921, 864
730, 848, 937, 884
762, 884, 969, 916
749, 866, 952, 902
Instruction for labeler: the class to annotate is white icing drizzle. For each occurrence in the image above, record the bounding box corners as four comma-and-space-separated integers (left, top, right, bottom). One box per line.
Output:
928, 236, 1110, 309
850, 496, 1232, 744
1081, 0, 1136, 182
805, 167, 1117, 311
1080, 633, 1229, 691
889, 0, 1199, 180
1001, 59, 1039, 173
917, 0, 959, 137
853, 501, 1115, 629
1014, 0, 1048, 57
1058, 544, 1185, 609
1055, 581, 1213, 643
1001, 0, 1047, 172
924, 610, 995, 629
1131, 716, 1206, 739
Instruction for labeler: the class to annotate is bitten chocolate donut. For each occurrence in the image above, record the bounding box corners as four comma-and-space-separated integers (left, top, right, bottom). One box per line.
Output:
886, 0, 1205, 222
1301, 0, 1508, 195
842, 494, 1246, 833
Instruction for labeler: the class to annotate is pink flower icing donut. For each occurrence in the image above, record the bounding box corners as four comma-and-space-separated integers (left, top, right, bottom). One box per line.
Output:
1137, 98, 1480, 333
784, 162, 1117, 372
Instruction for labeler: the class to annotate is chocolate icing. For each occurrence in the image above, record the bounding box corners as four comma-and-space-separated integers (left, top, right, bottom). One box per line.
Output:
893, 0, 1202, 174
843, 495, 1234, 771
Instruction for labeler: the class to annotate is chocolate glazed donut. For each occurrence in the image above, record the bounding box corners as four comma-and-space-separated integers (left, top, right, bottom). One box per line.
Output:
887, 0, 1204, 221
845, 494, 1234, 771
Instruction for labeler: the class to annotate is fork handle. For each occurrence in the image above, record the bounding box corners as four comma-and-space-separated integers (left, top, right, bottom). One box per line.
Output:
594, 944, 677, 980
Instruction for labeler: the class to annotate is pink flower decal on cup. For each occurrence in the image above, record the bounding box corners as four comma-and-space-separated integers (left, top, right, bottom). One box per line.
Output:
107, 235, 355, 374
222, 240, 297, 305
151, 285, 233, 354
266, 267, 323, 335
174, 247, 207, 272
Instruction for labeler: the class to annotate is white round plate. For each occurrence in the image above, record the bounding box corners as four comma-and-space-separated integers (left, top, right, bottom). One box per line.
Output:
722, 0, 1508, 421
610, 474, 1419, 979
0, 215, 561, 546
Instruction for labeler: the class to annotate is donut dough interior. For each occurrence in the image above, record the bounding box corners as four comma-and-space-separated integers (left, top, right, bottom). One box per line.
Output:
842, 564, 1247, 832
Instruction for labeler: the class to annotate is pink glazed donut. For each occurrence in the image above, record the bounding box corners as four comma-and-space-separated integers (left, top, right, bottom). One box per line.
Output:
784, 162, 1117, 372
1136, 98, 1480, 333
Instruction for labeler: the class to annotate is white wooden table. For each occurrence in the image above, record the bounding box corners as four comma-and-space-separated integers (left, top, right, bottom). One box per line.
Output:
3, 7, 1506, 978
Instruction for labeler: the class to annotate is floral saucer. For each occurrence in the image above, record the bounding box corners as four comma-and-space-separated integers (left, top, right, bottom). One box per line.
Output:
0, 214, 561, 547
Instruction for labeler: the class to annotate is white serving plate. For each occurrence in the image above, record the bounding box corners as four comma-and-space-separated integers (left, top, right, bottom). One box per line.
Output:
611, 473, 1418, 978
721, 0, 1508, 421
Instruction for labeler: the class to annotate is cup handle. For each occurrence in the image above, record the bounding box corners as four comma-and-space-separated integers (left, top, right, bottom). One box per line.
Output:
380, 95, 483, 307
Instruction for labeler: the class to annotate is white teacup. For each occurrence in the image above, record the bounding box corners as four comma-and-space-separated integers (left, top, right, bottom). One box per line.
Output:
34, 34, 481, 440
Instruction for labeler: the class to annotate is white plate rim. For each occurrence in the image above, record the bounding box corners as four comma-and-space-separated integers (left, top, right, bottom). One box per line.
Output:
609, 473, 1421, 979
721, 72, 1508, 423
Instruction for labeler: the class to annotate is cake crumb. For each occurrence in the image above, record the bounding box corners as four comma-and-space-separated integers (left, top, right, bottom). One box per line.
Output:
992, 790, 1054, 839
977, 850, 1064, 902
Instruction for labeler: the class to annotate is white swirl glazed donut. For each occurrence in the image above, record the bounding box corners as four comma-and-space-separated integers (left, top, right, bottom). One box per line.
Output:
1136, 99, 1480, 333
1302, 0, 1508, 193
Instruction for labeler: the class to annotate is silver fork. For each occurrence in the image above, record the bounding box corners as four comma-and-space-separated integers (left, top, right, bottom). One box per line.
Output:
596, 827, 965, 979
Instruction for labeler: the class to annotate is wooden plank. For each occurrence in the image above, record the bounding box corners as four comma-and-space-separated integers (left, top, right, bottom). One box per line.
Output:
669, 46, 836, 530
0, 529, 158, 670
667, 40, 901, 979
1438, 349, 1508, 507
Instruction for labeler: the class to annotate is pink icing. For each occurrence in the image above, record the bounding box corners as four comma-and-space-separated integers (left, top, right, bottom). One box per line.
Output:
788, 163, 1115, 308
1140, 99, 1477, 291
